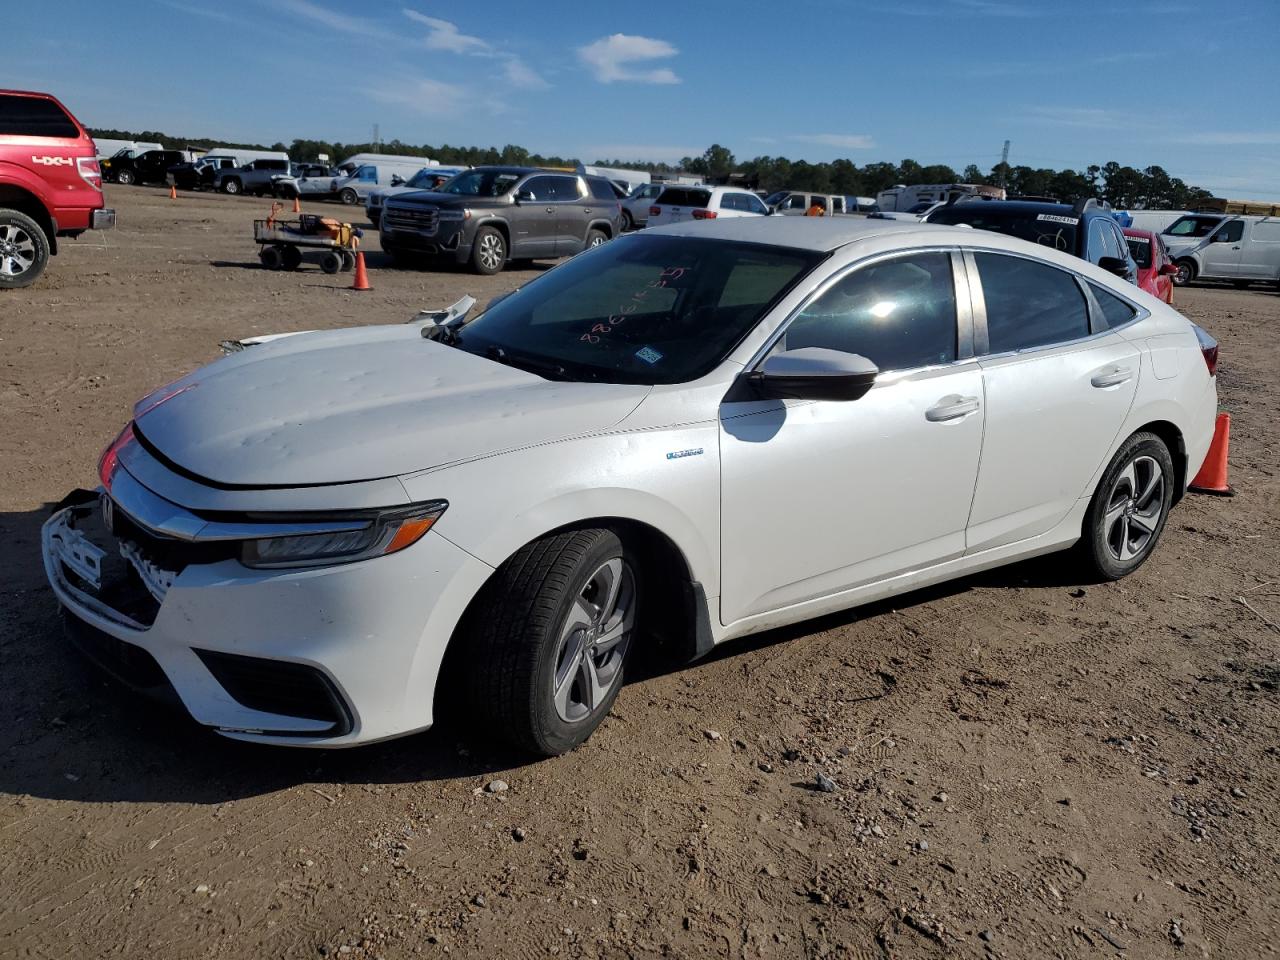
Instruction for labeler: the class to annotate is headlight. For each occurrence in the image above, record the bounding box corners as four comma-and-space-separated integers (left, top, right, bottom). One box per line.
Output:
241, 501, 448, 569
437, 209, 467, 221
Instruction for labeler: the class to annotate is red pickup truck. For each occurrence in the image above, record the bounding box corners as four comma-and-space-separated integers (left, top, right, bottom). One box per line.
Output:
0, 89, 115, 289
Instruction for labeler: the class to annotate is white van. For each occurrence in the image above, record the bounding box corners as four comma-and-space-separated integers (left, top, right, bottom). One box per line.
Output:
202, 148, 290, 168
876, 182, 1004, 212
1171, 215, 1280, 287
332, 154, 438, 205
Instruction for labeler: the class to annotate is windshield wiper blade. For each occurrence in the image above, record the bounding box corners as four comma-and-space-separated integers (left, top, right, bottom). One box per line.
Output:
484, 345, 568, 380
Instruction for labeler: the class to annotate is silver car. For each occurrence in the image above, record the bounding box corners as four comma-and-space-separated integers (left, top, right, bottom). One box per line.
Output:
1168, 215, 1280, 287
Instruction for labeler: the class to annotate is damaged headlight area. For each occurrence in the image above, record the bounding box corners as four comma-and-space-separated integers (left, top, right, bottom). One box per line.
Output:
240, 501, 448, 569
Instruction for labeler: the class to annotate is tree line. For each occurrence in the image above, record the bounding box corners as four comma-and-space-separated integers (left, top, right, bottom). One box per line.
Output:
92, 128, 1216, 210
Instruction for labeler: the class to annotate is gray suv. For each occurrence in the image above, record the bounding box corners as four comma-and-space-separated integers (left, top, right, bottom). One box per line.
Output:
380, 166, 622, 274
214, 158, 291, 196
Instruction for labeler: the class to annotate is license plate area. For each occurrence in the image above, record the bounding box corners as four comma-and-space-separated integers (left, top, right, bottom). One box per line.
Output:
55, 500, 173, 626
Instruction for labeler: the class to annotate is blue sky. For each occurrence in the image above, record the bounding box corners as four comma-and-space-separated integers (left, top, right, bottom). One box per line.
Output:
8, 0, 1280, 197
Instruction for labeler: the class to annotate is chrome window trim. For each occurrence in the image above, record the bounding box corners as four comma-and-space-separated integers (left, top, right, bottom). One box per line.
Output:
961, 245, 1151, 362
742, 245, 973, 377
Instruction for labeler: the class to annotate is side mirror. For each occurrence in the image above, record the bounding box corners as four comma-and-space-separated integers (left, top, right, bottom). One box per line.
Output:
515, 189, 534, 203
1097, 256, 1130, 277
1159, 262, 1179, 276
390, 175, 404, 186
746, 348, 878, 402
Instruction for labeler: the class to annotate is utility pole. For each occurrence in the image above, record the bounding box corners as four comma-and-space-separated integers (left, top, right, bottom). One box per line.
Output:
999, 139, 1010, 188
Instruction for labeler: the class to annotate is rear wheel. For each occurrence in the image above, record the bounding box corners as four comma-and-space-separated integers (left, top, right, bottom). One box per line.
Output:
621, 209, 635, 231
320, 251, 343, 274
259, 245, 284, 270
1079, 432, 1174, 581
341, 251, 356, 272
281, 245, 302, 271
470, 226, 506, 275
1173, 259, 1195, 286
585, 228, 608, 250
0, 209, 50, 289
460, 528, 640, 756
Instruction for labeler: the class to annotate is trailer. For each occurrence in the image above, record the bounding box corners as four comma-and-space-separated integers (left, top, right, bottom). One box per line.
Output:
253, 210, 363, 273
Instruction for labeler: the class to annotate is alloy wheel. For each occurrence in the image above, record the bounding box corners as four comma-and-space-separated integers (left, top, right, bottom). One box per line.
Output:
551, 558, 635, 724
0, 223, 36, 279
1103, 455, 1165, 562
478, 233, 503, 271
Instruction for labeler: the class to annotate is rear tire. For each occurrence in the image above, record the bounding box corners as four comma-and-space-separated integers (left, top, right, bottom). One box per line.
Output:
0, 209, 50, 289
1079, 432, 1174, 581
621, 209, 635, 231
460, 528, 640, 756
281, 245, 302, 271
320, 251, 343, 274
585, 228, 608, 250
259, 246, 284, 270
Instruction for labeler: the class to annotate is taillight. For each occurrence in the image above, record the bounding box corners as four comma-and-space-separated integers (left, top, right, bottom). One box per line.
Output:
77, 156, 102, 190
1192, 324, 1218, 377
691, 209, 717, 220
649, 205, 660, 217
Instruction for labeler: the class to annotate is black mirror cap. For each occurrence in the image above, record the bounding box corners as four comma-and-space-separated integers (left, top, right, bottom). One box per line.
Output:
1097, 256, 1130, 277
747, 368, 877, 402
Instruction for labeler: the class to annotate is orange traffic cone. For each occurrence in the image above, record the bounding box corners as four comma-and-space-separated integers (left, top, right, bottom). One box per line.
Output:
351, 251, 370, 291
1189, 412, 1234, 496
292, 195, 301, 214
169, 184, 177, 200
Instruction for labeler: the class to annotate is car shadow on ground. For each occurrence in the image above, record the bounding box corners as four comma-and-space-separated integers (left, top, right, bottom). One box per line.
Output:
0, 501, 1092, 806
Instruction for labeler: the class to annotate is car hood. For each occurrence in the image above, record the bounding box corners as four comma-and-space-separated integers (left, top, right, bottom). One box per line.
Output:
385, 190, 476, 210
133, 325, 650, 488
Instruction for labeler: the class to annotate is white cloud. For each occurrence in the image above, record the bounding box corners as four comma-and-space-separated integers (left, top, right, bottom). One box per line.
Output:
503, 58, 548, 90
364, 78, 474, 117
273, 0, 389, 38
402, 10, 491, 54
792, 133, 876, 150
578, 34, 680, 84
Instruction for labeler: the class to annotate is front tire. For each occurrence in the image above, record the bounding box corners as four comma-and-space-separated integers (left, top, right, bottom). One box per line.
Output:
1080, 432, 1174, 580
462, 528, 639, 756
1173, 259, 1195, 286
470, 226, 506, 275
339, 188, 359, 205
115, 169, 135, 186
0, 209, 50, 289
223, 179, 241, 195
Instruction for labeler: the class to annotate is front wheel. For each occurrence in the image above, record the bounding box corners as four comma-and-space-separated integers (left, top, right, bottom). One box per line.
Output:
339, 188, 358, 205
0, 209, 50, 289
223, 179, 241, 195
470, 226, 506, 275
1173, 260, 1195, 286
461, 528, 639, 756
1079, 432, 1174, 580
115, 169, 135, 186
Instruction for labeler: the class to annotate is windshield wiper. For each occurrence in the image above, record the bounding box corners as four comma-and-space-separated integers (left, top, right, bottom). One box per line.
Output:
484, 345, 568, 381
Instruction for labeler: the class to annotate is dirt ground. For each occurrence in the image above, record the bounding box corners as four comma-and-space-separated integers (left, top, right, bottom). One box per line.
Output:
1, 187, 1277, 960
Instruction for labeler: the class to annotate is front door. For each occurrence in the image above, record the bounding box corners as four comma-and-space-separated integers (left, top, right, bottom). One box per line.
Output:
719, 250, 985, 624
964, 251, 1140, 552
1200, 220, 1244, 278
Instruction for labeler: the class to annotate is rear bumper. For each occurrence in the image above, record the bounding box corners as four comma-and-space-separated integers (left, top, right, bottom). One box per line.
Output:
91, 208, 115, 230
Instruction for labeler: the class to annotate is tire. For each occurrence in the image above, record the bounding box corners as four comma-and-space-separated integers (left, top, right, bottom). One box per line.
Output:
0, 209, 50, 289
223, 178, 241, 195
258, 246, 284, 270
1079, 432, 1175, 581
470, 226, 506, 275
461, 528, 640, 756
340, 251, 356, 272
585, 228, 608, 250
1173, 259, 1195, 286
115, 169, 135, 186
339, 188, 359, 206
621, 209, 635, 231
281, 245, 302, 271
319, 251, 343, 274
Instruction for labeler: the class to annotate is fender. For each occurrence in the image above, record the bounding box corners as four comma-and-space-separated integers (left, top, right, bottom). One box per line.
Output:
586, 217, 615, 239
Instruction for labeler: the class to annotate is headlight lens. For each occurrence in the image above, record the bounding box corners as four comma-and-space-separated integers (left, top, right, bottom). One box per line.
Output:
241, 501, 447, 569
437, 209, 466, 221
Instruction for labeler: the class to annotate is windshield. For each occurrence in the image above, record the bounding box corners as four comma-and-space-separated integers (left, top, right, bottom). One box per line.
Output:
110, 148, 135, 159
454, 235, 824, 385
1164, 214, 1221, 238
764, 191, 789, 207
1125, 234, 1153, 268
406, 168, 439, 187
929, 207, 1080, 253
440, 169, 521, 197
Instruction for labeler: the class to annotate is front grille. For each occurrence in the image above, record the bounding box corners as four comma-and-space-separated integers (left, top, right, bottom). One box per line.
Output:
384, 206, 439, 233
194, 649, 353, 736
64, 612, 169, 691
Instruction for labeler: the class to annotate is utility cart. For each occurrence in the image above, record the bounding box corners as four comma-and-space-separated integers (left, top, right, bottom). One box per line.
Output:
253, 209, 363, 273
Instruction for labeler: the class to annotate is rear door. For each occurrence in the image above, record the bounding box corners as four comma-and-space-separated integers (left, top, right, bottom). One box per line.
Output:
511, 175, 559, 257
555, 175, 599, 254
1237, 219, 1280, 279
964, 251, 1141, 552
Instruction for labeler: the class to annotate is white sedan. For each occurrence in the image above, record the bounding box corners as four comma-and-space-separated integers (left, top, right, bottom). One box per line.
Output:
43, 217, 1219, 755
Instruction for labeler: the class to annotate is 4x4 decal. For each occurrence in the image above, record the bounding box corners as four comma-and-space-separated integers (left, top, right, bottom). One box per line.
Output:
32, 156, 73, 166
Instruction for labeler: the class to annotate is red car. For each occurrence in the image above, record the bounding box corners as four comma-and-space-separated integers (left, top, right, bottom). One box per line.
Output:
0, 89, 114, 289
1123, 227, 1176, 304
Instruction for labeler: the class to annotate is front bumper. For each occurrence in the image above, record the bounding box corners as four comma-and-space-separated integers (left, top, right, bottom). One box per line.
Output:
380, 213, 467, 259
42, 489, 493, 746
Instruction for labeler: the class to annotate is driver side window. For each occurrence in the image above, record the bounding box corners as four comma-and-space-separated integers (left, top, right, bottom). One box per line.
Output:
780, 252, 958, 372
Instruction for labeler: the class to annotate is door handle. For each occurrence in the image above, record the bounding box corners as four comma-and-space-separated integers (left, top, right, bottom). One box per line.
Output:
925, 395, 980, 422
1090, 365, 1133, 388
584, 207, 592, 214
545, 207, 554, 213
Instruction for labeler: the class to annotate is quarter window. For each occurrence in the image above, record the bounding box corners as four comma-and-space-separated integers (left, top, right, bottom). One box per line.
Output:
1089, 283, 1138, 329
1213, 220, 1244, 243
975, 253, 1090, 352
742, 194, 768, 215
781, 252, 958, 371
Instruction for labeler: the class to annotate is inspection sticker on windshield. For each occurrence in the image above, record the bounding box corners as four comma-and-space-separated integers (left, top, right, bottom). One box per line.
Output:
1036, 214, 1079, 225
1128, 235, 1150, 243
635, 346, 664, 365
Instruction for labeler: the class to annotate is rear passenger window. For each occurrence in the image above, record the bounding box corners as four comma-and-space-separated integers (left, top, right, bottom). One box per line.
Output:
975, 253, 1089, 352
552, 177, 583, 201
1089, 283, 1138, 329
0, 94, 79, 138
782, 252, 957, 371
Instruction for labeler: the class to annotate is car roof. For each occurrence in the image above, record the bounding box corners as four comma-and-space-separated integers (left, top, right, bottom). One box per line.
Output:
645, 215, 933, 251
1122, 227, 1158, 238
